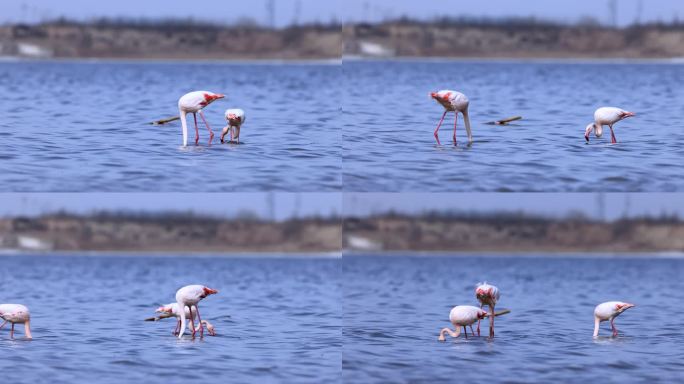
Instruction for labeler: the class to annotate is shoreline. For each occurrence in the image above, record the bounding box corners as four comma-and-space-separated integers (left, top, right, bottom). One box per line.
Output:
0, 56, 342, 65
0, 249, 342, 258
342, 55, 684, 64
343, 250, 684, 258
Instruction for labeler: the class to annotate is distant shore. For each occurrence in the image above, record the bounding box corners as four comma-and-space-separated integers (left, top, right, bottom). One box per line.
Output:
344, 19, 684, 59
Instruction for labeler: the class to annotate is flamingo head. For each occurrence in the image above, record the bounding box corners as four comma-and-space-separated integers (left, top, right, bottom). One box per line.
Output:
621, 111, 636, 119
201, 320, 216, 336
155, 305, 174, 314
615, 302, 635, 313
584, 123, 595, 142
477, 310, 488, 319
202, 287, 219, 297
201, 93, 225, 106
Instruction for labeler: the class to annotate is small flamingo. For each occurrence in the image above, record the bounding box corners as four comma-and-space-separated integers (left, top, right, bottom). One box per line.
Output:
438, 306, 487, 341
585, 107, 636, 144
221, 109, 246, 144
593, 301, 635, 337
178, 91, 225, 146
0, 304, 32, 339
430, 90, 473, 146
176, 285, 218, 339
475, 282, 500, 337
148, 303, 216, 336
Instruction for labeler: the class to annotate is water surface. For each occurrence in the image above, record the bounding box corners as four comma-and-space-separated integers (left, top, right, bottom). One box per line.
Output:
343, 61, 684, 191
344, 255, 684, 382
0, 61, 341, 191
0, 254, 340, 383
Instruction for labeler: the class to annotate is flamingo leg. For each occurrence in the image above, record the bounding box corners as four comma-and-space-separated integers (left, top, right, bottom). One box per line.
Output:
470, 325, 475, 336
477, 303, 483, 336
463, 326, 468, 339
434, 111, 447, 145
0, 320, 6, 330
10, 323, 14, 339
452, 112, 458, 145
489, 305, 495, 338
174, 318, 180, 335
195, 305, 204, 338
609, 125, 617, 144
199, 110, 214, 144
610, 318, 618, 336
193, 113, 200, 145
188, 306, 196, 338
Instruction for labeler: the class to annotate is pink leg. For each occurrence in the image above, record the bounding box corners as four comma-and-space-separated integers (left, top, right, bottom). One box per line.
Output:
199, 111, 214, 144
610, 318, 618, 336
10, 323, 14, 339
195, 305, 204, 338
463, 326, 468, 339
193, 113, 200, 145
477, 304, 482, 336
452, 112, 458, 145
174, 318, 180, 335
470, 325, 475, 336
434, 111, 447, 145
609, 125, 617, 144
188, 306, 196, 337
490, 306, 495, 338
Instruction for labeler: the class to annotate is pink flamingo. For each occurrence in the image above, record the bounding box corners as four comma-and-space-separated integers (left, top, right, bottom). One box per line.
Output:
593, 301, 635, 337
585, 107, 636, 144
178, 91, 225, 146
430, 90, 473, 146
0, 304, 32, 339
176, 285, 218, 339
475, 282, 500, 337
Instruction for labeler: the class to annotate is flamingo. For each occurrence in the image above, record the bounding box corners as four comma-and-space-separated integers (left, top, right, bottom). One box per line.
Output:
430, 90, 473, 146
220, 109, 246, 144
148, 303, 216, 336
0, 304, 32, 339
475, 282, 500, 337
176, 285, 218, 339
178, 91, 225, 146
585, 107, 636, 144
438, 306, 488, 341
593, 301, 635, 337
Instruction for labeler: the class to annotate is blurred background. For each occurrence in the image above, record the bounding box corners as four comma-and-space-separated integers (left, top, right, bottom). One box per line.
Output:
0, 0, 342, 59
343, 0, 684, 58
344, 193, 684, 252
0, 193, 341, 253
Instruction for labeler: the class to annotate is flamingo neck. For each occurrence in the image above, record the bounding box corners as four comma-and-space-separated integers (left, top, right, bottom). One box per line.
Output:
180, 110, 188, 147
24, 320, 32, 339
593, 317, 600, 338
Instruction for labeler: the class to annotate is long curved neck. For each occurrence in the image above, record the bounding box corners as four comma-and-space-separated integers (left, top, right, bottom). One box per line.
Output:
177, 302, 186, 339
593, 317, 600, 338
462, 108, 473, 144
180, 110, 188, 147
24, 320, 32, 339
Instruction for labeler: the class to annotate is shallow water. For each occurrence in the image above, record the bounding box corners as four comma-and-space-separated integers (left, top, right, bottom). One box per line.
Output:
343, 61, 684, 191
0, 61, 341, 191
343, 255, 684, 383
0, 255, 340, 383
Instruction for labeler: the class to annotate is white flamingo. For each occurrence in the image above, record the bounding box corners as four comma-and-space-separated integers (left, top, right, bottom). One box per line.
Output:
178, 91, 225, 146
176, 285, 218, 339
585, 107, 635, 144
438, 305, 487, 341
221, 109, 246, 144
475, 282, 500, 337
593, 301, 635, 337
430, 90, 473, 146
149, 303, 216, 336
0, 304, 32, 339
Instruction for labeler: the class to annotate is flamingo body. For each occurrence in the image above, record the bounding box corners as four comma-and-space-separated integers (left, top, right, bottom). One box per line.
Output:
221, 108, 246, 143
439, 305, 487, 341
176, 285, 218, 339
0, 304, 32, 339
593, 301, 635, 337
430, 90, 473, 145
178, 91, 225, 146
585, 107, 635, 144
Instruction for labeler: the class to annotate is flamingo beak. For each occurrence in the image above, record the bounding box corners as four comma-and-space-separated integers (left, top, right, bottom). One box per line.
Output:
623, 111, 636, 118
430, 92, 437, 99
203, 287, 219, 295
216, 94, 225, 100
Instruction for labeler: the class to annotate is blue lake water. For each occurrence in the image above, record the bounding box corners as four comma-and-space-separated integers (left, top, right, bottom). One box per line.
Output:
343, 60, 684, 191
0, 61, 341, 191
0, 255, 340, 383
343, 255, 684, 383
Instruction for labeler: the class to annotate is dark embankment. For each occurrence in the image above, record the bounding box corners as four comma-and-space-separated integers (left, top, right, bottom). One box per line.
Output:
344, 17, 684, 59
0, 212, 341, 253
344, 212, 684, 253
0, 18, 341, 60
